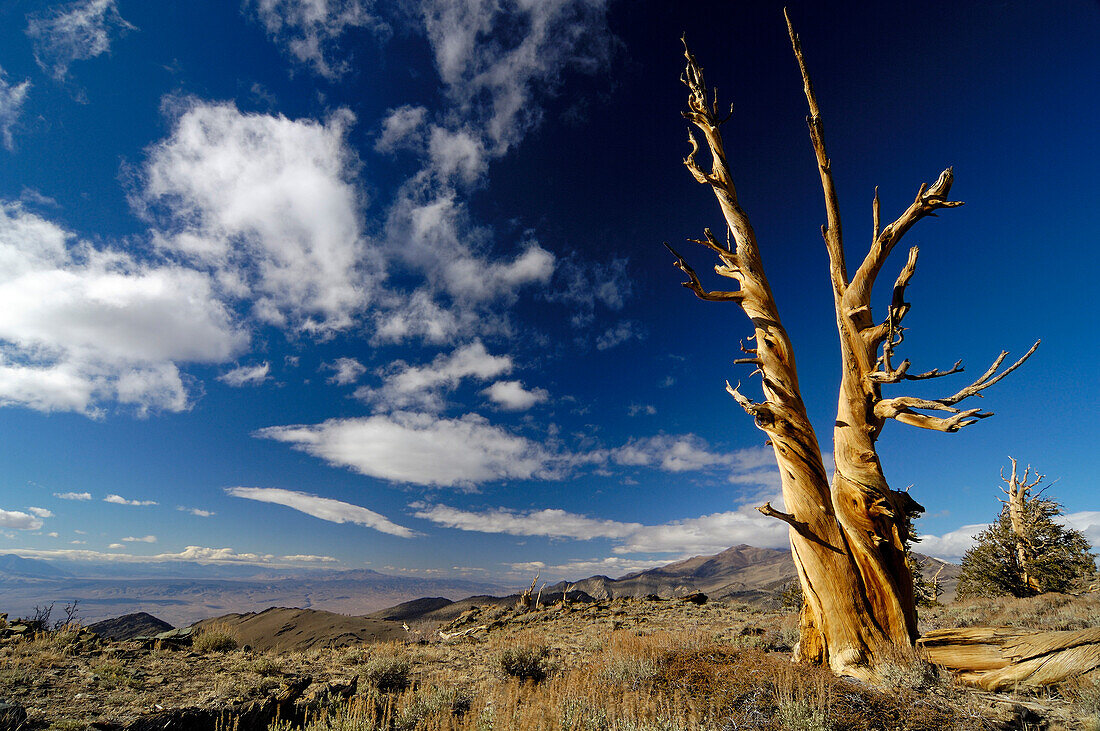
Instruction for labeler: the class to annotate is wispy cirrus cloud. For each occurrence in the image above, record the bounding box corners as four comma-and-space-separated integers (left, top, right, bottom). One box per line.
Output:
415, 500, 788, 557
226, 486, 415, 538
54, 491, 92, 501
510, 556, 673, 580
596, 320, 644, 351
354, 340, 511, 412
246, 0, 387, 78
8, 545, 337, 566
26, 0, 135, 82
177, 506, 215, 517
218, 362, 271, 387
0, 68, 30, 150
104, 494, 157, 506
412, 504, 641, 540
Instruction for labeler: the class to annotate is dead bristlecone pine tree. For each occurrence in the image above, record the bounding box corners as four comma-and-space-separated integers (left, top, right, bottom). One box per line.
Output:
664, 12, 1100, 686
955, 458, 1097, 599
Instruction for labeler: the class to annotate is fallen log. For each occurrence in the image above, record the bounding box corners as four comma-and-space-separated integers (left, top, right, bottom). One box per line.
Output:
918, 626, 1100, 690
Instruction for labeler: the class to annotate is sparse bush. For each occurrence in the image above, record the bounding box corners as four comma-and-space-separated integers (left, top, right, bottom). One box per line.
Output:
596, 654, 658, 688
361, 652, 411, 693
91, 658, 139, 689
773, 671, 832, 731
498, 643, 552, 683
396, 686, 473, 728
249, 655, 283, 676
1065, 671, 1100, 725
193, 622, 240, 653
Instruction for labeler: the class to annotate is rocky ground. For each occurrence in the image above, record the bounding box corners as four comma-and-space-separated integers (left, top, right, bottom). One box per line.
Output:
1, 593, 1098, 730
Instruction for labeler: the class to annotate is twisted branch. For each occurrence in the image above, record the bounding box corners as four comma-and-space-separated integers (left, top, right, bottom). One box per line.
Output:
874, 341, 1040, 431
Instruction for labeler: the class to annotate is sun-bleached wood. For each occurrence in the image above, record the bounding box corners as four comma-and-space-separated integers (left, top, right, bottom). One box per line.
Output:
670, 13, 1039, 681
919, 627, 1100, 690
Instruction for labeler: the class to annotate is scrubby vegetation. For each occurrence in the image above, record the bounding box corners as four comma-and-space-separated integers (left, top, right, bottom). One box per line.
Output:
193, 622, 241, 653
3, 594, 1099, 729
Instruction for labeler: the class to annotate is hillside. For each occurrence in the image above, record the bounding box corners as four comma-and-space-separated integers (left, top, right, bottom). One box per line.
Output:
87, 611, 174, 640
192, 607, 408, 652
357, 545, 961, 631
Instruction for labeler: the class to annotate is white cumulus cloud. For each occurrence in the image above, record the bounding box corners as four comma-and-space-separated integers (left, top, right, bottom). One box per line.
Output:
141, 101, 378, 336
481, 380, 548, 411
121, 534, 157, 543
255, 411, 562, 488
0, 509, 44, 530
1063, 511, 1100, 549
226, 486, 414, 538
26, 0, 135, 81
0, 203, 247, 416
26, 507, 53, 518
323, 357, 366, 385
917, 524, 986, 562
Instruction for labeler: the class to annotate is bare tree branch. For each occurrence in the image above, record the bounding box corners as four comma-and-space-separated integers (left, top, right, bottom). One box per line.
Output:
849, 168, 963, 304
874, 341, 1040, 431
785, 8, 847, 301
664, 242, 744, 302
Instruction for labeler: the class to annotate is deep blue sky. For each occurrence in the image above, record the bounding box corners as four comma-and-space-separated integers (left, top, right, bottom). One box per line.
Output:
0, 0, 1096, 582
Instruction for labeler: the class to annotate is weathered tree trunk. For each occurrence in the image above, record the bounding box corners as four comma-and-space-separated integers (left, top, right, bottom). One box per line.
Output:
669, 14, 1038, 682
1001, 457, 1044, 593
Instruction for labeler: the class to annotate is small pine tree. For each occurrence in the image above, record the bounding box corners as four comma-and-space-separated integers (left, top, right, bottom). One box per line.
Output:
957, 488, 1096, 599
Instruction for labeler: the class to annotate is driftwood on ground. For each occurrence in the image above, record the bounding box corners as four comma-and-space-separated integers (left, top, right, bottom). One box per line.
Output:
919, 626, 1100, 690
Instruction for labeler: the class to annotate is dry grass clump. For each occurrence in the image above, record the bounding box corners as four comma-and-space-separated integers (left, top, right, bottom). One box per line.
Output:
280, 629, 989, 731
359, 645, 413, 693
192, 621, 240, 653
497, 642, 553, 683
1063, 670, 1100, 729
920, 592, 1100, 633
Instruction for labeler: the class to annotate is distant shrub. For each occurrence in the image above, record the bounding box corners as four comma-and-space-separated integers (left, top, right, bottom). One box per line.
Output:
498, 644, 552, 683
249, 655, 283, 676
396, 685, 472, 728
193, 623, 240, 653
361, 653, 411, 693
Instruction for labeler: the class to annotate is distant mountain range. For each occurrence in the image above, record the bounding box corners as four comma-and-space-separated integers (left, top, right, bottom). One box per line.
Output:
0, 546, 959, 627
0, 554, 510, 625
